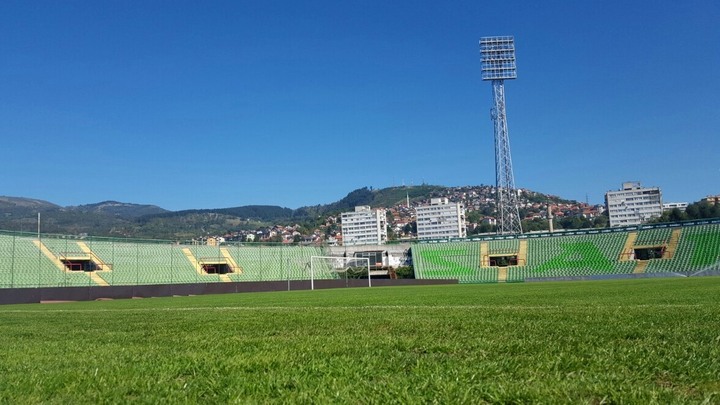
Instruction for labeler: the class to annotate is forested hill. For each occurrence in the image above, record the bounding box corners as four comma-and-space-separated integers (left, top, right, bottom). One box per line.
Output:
151, 205, 294, 222
1, 185, 574, 239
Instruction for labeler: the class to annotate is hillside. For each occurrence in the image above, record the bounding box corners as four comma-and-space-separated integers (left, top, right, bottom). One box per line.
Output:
68, 201, 168, 219
0, 186, 580, 240
0, 196, 60, 213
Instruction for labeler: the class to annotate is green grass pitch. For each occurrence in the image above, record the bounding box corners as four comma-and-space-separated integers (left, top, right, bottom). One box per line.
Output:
1, 278, 719, 403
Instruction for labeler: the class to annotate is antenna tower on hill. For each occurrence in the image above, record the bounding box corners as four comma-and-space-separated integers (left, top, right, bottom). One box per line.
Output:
480, 36, 523, 235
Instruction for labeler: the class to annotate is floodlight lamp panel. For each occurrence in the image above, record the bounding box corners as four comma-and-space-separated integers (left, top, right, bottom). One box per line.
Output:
480, 36, 517, 81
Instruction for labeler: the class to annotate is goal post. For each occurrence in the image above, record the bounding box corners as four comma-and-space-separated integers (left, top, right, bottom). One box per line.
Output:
310, 256, 371, 290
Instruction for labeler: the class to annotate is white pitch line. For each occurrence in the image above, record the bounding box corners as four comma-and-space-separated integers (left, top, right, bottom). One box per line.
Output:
0, 303, 706, 314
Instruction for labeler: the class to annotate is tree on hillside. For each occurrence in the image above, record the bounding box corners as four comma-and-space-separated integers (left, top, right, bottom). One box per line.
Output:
556, 216, 593, 230
330, 187, 374, 211
402, 221, 417, 236
468, 223, 496, 235
522, 218, 548, 232
651, 200, 720, 224
466, 211, 482, 224
593, 212, 609, 228
387, 225, 396, 241
686, 200, 720, 219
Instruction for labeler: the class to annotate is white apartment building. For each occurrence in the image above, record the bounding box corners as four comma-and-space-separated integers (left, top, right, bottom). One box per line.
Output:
663, 202, 688, 212
340, 206, 387, 246
605, 182, 663, 227
416, 198, 467, 240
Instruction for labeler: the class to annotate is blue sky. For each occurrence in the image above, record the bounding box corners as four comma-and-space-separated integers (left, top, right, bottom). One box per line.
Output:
1, 1, 718, 210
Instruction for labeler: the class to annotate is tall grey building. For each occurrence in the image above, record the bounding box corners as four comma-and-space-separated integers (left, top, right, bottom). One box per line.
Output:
416, 198, 467, 240
340, 206, 387, 246
605, 182, 662, 227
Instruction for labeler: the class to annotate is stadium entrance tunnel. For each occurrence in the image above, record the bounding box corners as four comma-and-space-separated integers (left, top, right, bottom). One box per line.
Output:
61, 256, 100, 272
489, 255, 518, 267
634, 246, 665, 260
199, 258, 234, 275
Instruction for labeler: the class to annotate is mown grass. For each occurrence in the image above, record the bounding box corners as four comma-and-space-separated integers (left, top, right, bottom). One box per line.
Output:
1, 278, 719, 403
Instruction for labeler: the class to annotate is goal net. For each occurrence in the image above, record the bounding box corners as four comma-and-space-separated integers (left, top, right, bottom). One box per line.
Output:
310, 256, 371, 289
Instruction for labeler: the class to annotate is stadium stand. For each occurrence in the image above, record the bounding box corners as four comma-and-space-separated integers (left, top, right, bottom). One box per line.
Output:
222, 245, 331, 282
1, 220, 718, 288
644, 223, 720, 274
508, 232, 635, 281
413, 241, 497, 283
87, 240, 217, 285
635, 227, 673, 246
487, 238, 520, 255
0, 233, 93, 287
414, 227, 703, 283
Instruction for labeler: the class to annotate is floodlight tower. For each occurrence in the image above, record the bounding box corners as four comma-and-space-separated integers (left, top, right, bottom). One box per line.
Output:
480, 36, 523, 235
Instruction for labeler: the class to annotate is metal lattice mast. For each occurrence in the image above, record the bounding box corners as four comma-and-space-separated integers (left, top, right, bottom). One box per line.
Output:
480, 36, 523, 235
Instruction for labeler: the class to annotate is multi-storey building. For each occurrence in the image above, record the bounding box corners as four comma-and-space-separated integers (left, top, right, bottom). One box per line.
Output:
663, 202, 688, 212
703, 195, 720, 205
416, 198, 466, 240
340, 206, 387, 246
605, 182, 663, 227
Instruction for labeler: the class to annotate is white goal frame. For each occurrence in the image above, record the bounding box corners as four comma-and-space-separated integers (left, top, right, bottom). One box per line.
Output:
310, 256, 371, 290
